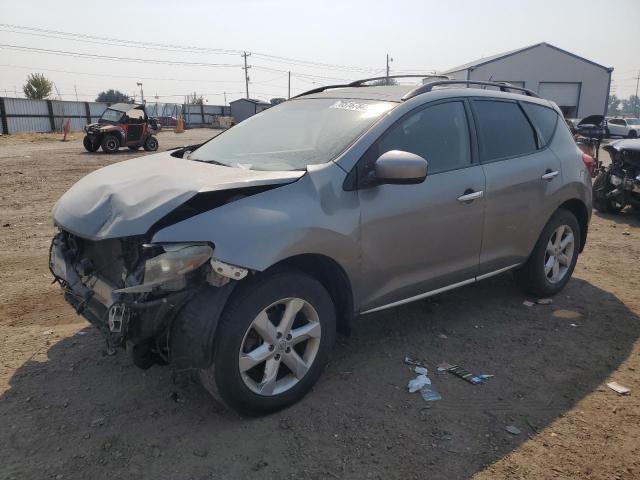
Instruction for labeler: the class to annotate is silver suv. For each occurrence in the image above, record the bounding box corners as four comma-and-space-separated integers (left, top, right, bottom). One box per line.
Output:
50, 78, 592, 414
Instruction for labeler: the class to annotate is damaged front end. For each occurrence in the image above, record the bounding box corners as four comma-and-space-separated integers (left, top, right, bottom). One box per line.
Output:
49, 229, 246, 369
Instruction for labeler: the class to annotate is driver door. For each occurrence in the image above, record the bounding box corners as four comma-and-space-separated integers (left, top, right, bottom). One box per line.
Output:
357, 100, 486, 312
126, 109, 145, 143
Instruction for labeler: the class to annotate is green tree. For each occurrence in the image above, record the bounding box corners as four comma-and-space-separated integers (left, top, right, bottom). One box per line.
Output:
188, 92, 204, 105
96, 89, 131, 103
607, 94, 621, 116
22, 73, 53, 99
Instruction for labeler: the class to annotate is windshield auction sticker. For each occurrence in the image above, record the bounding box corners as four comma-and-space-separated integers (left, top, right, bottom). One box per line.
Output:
329, 100, 370, 112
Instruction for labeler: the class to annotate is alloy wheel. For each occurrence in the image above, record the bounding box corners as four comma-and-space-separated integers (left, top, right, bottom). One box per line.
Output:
544, 224, 575, 283
239, 297, 321, 396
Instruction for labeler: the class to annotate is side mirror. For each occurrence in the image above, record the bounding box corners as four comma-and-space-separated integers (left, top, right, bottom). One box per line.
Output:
373, 150, 428, 185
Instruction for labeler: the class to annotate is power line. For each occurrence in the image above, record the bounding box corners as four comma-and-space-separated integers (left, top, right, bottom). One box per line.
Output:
0, 63, 253, 83
0, 23, 379, 73
0, 43, 242, 67
0, 24, 241, 55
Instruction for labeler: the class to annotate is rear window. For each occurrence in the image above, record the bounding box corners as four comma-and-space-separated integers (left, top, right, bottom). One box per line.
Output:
472, 100, 537, 161
521, 102, 558, 147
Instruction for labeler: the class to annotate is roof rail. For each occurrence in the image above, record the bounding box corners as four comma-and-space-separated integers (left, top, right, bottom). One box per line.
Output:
402, 80, 540, 101
292, 74, 450, 99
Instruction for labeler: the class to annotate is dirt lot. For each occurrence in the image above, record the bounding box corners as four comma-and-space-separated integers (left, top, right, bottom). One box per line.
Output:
1, 129, 639, 480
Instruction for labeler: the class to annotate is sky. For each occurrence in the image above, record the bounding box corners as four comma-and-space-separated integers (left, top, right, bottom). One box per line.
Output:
0, 0, 638, 105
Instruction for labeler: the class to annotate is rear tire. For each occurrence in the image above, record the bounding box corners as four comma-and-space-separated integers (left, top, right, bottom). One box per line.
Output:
593, 171, 624, 213
628, 130, 638, 139
83, 135, 99, 152
513, 209, 581, 297
202, 269, 335, 415
101, 134, 119, 154
143, 136, 158, 152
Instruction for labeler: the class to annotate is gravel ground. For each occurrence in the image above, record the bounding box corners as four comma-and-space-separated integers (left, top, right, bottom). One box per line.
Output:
0, 129, 639, 480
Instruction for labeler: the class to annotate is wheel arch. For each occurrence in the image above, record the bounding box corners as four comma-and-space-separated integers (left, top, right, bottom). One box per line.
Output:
268, 253, 355, 336
557, 198, 589, 252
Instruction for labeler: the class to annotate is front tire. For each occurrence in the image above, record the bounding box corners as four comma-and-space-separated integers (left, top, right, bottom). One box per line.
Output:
83, 135, 99, 152
101, 134, 119, 154
143, 136, 158, 151
514, 209, 581, 297
202, 269, 335, 415
628, 130, 638, 139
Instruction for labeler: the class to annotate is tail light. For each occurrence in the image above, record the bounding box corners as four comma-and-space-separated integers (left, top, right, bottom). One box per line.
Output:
582, 153, 594, 176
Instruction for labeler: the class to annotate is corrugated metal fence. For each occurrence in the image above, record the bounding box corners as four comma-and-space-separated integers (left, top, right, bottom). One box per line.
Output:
0, 97, 231, 134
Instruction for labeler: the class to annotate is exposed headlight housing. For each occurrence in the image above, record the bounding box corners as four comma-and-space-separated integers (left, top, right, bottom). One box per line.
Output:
115, 244, 213, 294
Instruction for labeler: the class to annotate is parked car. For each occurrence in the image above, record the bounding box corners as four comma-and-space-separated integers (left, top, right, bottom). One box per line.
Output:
50, 78, 592, 414
83, 103, 159, 153
575, 115, 607, 139
606, 117, 640, 138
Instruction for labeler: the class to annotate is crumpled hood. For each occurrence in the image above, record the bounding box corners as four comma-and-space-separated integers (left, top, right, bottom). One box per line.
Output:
53, 151, 304, 240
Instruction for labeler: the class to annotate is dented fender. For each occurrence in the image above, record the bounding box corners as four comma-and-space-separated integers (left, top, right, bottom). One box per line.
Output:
151, 162, 363, 301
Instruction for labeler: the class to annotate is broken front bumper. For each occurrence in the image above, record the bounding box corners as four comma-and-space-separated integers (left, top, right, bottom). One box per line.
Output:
49, 233, 194, 350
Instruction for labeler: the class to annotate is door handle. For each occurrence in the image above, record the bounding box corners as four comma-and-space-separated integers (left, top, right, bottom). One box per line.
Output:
541, 170, 559, 181
457, 190, 483, 203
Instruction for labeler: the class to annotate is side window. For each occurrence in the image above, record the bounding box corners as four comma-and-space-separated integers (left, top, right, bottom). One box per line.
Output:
374, 101, 471, 175
472, 100, 537, 161
127, 110, 145, 124
521, 102, 559, 148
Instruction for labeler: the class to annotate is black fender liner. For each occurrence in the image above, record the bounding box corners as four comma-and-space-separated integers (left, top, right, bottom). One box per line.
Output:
170, 282, 237, 370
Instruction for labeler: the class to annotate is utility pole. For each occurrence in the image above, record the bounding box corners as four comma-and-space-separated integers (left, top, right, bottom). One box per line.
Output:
288, 71, 291, 99
74, 85, 78, 101
386, 54, 393, 85
223, 91, 227, 107
137, 82, 144, 104
242, 51, 251, 99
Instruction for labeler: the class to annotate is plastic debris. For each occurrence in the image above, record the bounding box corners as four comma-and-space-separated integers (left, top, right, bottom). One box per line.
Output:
75, 331, 88, 336
438, 333, 448, 339
570, 323, 580, 328
447, 365, 484, 385
523, 300, 535, 307
436, 362, 453, 375
414, 366, 429, 376
404, 356, 426, 368
408, 375, 431, 393
420, 385, 442, 402
607, 382, 631, 395
478, 374, 494, 380
505, 425, 521, 435
537, 298, 553, 305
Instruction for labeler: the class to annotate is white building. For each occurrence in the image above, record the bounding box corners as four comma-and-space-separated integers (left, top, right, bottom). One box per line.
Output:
442, 42, 613, 118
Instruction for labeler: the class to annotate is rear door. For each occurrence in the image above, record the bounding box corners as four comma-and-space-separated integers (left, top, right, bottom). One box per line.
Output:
357, 100, 486, 312
472, 99, 563, 276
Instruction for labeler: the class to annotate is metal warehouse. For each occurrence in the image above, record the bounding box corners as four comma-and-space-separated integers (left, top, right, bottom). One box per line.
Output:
442, 42, 613, 118
230, 98, 271, 123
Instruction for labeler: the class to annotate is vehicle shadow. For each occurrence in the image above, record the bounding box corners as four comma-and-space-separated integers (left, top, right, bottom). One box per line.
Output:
594, 208, 640, 228
1, 275, 638, 480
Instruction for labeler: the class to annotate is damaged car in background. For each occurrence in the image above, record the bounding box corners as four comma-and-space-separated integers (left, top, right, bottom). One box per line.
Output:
593, 138, 640, 213
50, 77, 592, 415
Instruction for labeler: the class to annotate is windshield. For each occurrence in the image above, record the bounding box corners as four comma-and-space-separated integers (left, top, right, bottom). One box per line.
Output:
100, 108, 124, 123
190, 98, 395, 171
